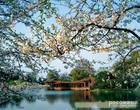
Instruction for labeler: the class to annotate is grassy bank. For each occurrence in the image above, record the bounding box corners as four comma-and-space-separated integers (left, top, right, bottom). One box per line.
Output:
91, 88, 135, 93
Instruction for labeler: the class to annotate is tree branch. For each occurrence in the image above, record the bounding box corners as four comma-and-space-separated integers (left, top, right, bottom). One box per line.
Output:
124, 5, 140, 12
71, 5, 140, 41
71, 23, 140, 41
124, 46, 140, 60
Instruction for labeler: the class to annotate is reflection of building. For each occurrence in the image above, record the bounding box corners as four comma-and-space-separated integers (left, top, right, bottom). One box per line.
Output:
43, 76, 96, 90
83, 91, 91, 100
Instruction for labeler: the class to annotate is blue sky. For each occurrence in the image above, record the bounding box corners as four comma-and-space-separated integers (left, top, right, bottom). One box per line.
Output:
13, 0, 140, 77
14, 22, 116, 77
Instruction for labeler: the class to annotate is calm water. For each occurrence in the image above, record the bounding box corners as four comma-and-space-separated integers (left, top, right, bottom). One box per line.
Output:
0, 88, 140, 110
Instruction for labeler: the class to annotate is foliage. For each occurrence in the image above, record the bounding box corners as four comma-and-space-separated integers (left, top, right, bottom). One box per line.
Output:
68, 58, 95, 80
47, 70, 59, 80
69, 68, 89, 80
112, 50, 140, 88
95, 50, 140, 89
59, 74, 71, 81
0, 0, 140, 92
74, 58, 95, 74
7, 80, 24, 86
95, 70, 109, 89
26, 73, 37, 83
0, 0, 57, 92
37, 77, 46, 84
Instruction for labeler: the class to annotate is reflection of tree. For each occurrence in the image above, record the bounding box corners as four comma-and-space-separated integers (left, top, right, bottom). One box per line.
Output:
0, 101, 10, 109
45, 95, 58, 104
83, 91, 92, 101
0, 95, 23, 109
0, 94, 37, 109
137, 99, 140, 110
46, 94, 70, 104
26, 95, 36, 103
9, 95, 24, 108
92, 90, 136, 101
69, 91, 96, 110
135, 92, 140, 110
0, 89, 139, 110
12, 95, 23, 103
45, 91, 93, 109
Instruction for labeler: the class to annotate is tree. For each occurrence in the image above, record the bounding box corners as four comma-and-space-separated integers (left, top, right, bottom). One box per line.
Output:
74, 58, 95, 74
47, 70, 59, 80
1, 0, 139, 75
59, 74, 71, 81
51, 0, 140, 55
26, 73, 37, 83
1, 0, 140, 93
112, 50, 140, 88
69, 68, 89, 80
69, 58, 94, 80
95, 70, 108, 89
0, 0, 64, 94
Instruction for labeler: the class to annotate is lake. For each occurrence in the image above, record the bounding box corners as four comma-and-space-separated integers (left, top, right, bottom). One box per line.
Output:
0, 88, 140, 110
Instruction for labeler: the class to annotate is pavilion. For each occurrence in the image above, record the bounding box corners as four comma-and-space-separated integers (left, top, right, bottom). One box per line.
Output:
43, 76, 96, 90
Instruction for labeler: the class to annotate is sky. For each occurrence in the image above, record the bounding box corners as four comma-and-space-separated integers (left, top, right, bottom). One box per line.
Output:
13, 0, 140, 77
14, 22, 116, 77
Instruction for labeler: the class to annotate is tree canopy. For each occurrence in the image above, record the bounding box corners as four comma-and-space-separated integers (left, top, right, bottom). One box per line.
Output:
47, 70, 59, 80
0, 0, 140, 91
69, 68, 90, 80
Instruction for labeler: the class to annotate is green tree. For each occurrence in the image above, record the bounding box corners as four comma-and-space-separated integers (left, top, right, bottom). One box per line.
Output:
59, 74, 71, 81
95, 70, 108, 89
95, 70, 116, 89
47, 70, 59, 80
112, 50, 140, 88
69, 58, 95, 80
69, 68, 89, 80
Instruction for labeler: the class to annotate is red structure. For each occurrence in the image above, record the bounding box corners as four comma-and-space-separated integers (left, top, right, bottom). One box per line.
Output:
43, 76, 96, 90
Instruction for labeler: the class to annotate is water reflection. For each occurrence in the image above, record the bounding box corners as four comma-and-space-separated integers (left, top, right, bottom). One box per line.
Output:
0, 88, 140, 110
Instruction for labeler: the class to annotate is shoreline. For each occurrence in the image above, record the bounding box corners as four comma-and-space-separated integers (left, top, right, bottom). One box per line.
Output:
0, 83, 46, 104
